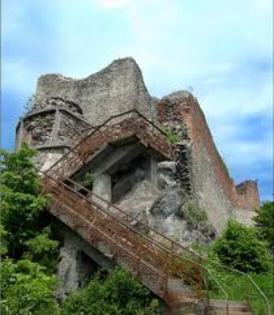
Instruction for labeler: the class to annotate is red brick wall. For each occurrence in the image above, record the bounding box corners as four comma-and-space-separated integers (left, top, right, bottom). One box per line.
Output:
236, 180, 260, 211
156, 93, 259, 228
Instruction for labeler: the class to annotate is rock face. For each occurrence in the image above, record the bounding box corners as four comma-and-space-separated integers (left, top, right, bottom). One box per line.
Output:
17, 57, 260, 238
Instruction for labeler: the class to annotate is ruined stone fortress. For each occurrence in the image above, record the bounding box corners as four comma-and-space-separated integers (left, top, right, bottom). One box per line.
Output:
16, 58, 261, 313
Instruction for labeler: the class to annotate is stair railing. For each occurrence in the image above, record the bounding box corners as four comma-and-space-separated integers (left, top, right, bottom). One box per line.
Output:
40, 171, 234, 313
51, 176, 270, 315
44, 109, 174, 179
206, 262, 271, 315
41, 172, 205, 292
36, 109, 270, 314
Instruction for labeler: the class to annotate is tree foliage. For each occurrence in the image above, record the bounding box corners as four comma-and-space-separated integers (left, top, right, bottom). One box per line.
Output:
1, 259, 59, 315
0, 144, 51, 259
61, 268, 160, 315
212, 220, 271, 273
254, 201, 274, 251
0, 145, 60, 314
0, 145, 160, 314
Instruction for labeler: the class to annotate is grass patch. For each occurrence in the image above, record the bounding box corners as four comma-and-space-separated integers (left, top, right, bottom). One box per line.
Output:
161, 126, 180, 144
207, 270, 272, 315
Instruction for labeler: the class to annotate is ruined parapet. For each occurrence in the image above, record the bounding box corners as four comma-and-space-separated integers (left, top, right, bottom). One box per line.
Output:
16, 97, 92, 170
156, 91, 192, 195
17, 57, 260, 233
35, 58, 156, 126
236, 180, 260, 211
156, 91, 259, 231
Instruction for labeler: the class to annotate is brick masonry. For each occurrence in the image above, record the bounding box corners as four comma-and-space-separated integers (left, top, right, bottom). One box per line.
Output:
156, 92, 259, 229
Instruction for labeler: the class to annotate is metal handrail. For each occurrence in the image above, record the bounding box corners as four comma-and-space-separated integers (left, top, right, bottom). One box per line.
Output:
45, 109, 169, 175
43, 173, 203, 290
210, 262, 271, 315
200, 258, 270, 315
36, 108, 270, 313
41, 172, 201, 269
206, 268, 229, 315
40, 170, 232, 312
62, 177, 197, 258
246, 274, 271, 315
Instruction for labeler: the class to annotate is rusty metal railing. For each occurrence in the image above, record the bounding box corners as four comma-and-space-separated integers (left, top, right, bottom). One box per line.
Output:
44, 110, 174, 180
41, 171, 205, 304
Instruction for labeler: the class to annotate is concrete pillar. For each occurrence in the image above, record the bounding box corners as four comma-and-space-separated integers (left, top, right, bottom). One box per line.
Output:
57, 236, 79, 299
92, 173, 112, 206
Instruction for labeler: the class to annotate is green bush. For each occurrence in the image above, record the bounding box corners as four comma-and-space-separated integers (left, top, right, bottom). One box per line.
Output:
212, 220, 271, 272
0, 145, 60, 314
61, 267, 160, 315
254, 201, 274, 251
0, 259, 59, 315
0, 144, 50, 259
24, 233, 59, 272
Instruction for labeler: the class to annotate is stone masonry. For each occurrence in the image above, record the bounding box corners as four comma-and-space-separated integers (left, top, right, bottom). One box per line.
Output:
16, 58, 262, 308
16, 57, 260, 235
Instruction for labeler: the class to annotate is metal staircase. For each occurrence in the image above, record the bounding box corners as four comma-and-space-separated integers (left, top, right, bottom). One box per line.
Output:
40, 110, 270, 314
42, 173, 205, 306
45, 110, 174, 181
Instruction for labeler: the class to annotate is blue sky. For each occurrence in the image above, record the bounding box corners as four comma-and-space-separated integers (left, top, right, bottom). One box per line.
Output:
1, 0, 273, 201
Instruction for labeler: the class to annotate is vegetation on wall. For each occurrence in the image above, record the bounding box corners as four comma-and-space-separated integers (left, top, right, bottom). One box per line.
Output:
161, 126, 180, 144
177, 199, 215, 238
82, 172, 95, 188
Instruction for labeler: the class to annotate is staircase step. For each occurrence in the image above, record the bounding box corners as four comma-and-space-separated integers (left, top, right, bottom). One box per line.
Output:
209, 303, 249, 311
208, 305, 250, 312
209, 299, 248, 306
208, 312, 252, 315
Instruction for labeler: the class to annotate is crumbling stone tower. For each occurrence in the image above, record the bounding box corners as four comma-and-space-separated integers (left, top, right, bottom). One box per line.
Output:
17, 57, 259, 231
15, 57, 262, 313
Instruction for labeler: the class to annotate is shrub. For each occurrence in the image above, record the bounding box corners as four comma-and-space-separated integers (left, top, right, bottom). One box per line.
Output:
61, 267, 160, 315
0, 259, 59, 315
212, 220, 271, 272
0, 144, 49, 258
254, 201, 274, 251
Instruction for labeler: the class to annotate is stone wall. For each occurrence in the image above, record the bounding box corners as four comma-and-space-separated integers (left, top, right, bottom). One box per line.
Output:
156, 91, 259, 230
16, 97, 91, 171
18, 57, 260, 231
236, 180, 260, 211
35, 58, 156, 126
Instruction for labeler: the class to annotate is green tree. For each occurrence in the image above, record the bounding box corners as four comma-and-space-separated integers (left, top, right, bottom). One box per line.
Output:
62, 267, 160, 315
0, 145, 60, 314
254, 201, 274, 251
212, 220, 271, 273
0, 144, 57, 262
0, 259, 59, 315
